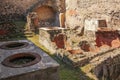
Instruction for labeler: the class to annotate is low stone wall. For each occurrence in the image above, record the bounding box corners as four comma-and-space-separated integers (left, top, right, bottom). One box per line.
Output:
93, 55, 120, 80
39, 27, 68, 53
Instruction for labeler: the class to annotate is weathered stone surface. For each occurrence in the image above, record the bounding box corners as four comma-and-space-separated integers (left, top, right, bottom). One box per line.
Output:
0, 40, 59, 80
0, 0, 65, 21
92, 55, 120, 80
90, 47, 120, 80
59, 13, 65, 27
39, 27, 68, 53
65, 0, 120, 32
0, 21, 20, 40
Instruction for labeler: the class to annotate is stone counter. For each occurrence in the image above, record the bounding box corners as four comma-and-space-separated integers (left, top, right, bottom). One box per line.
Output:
0, 40, 59, 80
39, 27, 69, 54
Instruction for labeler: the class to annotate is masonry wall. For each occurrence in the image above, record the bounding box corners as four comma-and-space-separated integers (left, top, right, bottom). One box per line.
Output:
65, 0, 120, 31
0, 0, 36, 21
0, 0, 65, 21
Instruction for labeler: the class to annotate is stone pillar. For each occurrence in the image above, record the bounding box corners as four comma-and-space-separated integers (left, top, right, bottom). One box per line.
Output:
84, 19, 98, 40
59, 13, 65, 28
26, 12, 38, 32
26, 13, 32, 31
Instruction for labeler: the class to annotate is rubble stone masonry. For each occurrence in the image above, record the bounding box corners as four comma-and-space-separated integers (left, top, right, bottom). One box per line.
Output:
65, 0, 120, 32
0, 0, 65, 21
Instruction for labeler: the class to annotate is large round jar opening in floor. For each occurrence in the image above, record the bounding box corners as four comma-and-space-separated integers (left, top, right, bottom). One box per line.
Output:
2, 53, 41, 68
0, 42, 29, 50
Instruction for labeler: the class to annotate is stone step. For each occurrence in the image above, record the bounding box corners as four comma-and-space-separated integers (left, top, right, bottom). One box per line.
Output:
24, 31, 34, 37
25, 34, 33, 37
24, 32, 33, 34
24, 29, 35, 32
90, 47, 120, 66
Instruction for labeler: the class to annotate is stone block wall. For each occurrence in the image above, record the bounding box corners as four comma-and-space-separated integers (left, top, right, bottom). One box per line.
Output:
65, 0, 120, 32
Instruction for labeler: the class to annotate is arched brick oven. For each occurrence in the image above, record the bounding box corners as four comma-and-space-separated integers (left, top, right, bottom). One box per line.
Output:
26, 0, 65, 32
33, 5, 57, 27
